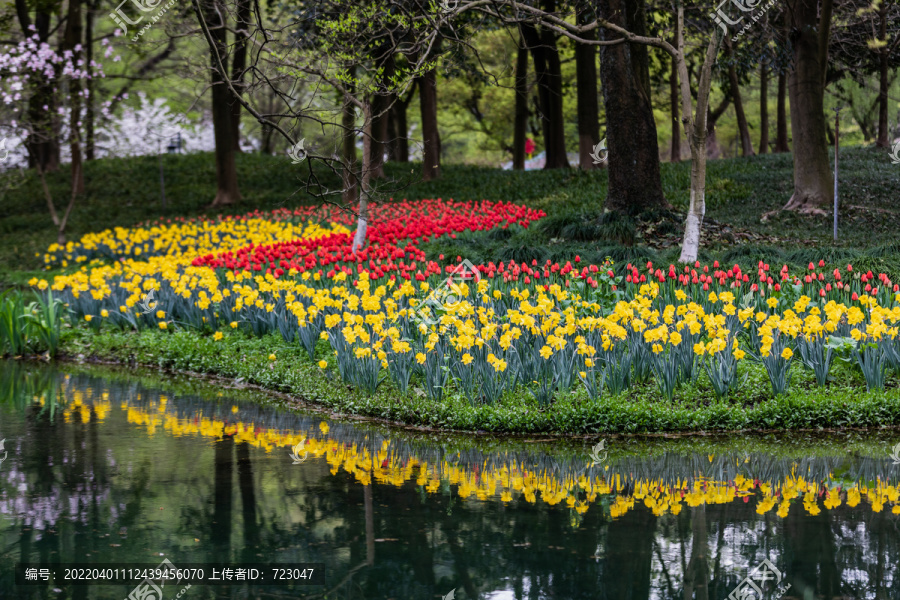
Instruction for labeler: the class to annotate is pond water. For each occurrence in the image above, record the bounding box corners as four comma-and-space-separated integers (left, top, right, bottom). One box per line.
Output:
1, 360, 899, 599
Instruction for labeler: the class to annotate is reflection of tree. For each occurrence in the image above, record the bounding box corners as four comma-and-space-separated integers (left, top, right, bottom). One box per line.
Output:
3, 364, 900, 599
682, 505, 708, 600
786, 507, 842, 598
236, 441, 259, 559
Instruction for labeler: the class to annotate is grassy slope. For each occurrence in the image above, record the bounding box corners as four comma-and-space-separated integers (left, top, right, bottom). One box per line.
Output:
3, 145, 900, 288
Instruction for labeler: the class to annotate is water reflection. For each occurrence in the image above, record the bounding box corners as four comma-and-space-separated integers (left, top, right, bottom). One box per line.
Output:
1, 360, 899, 599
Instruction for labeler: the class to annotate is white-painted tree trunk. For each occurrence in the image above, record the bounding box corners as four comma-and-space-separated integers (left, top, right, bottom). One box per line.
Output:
352, 100, 373, 254
674, 3, 721, 263
352, 214, 367, 254
678, 161, 706, 263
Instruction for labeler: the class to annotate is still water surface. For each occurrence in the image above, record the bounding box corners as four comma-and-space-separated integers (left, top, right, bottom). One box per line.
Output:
1, 360, 899, 599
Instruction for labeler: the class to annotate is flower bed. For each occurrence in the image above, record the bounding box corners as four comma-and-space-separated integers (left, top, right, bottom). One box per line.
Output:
31, 199, 900, 409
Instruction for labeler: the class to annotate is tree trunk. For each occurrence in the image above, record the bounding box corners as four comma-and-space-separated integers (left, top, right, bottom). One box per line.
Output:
367, 92, 387, 179
706, 94, 731, 161
759, 62, 769, 154
683, 506, 710, 600
513, 34, 529, 171
598, 0, 666, 214
707, 106, 721, 160
84, 0, 95, 161
368, 56, 392, 179
342, 90, 358, 208
725, 39, 754, 156
388, 89, 411, 163
211, 435, 233, 552
386, 94, 398, 162
676, 7, 722, 263
520, 1, 569, 170
575, 6, 600, 170
670, 38, 681, 162
353, 101, 372, 253
198, 0, 241, 206
418, 68, 441, 180
876, 0, 889, 148
775, 69, 789, 152
22, 7, 59, 173
260, 91, 278, 154
230, 0, 251, 152
64, 0, 85, 194
783, 0, 833, 213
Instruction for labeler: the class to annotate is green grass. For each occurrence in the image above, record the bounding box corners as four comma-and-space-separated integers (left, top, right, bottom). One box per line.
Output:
56, 325, 900, 435
3, 145, 900, 287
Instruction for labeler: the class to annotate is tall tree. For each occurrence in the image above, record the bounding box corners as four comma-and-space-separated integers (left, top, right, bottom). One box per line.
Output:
367, 53, 393, 180
418, 66, 441, 180
724, 39, 754, 156
775, 69, 789, 152
193, 0, 242, 206
875, 0, 890, 147
513, 33, 530, 171
575, 2, 601, 170
759, 61, 769, 154
670, 37, 681, 162
386, 82, 415, 163
829, 0, 900, 148
84, 0, 96, 161
706, 94, 732, 160
781, 0, 834, 213
15, 0, 60, 172
230, 0, 251, 151
597, 0, 666, 213
63, 0, 85, 194
520, 0, 570, 170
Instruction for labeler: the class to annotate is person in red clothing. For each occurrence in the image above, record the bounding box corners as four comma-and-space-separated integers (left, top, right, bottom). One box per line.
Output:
524, 137, 535, 159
